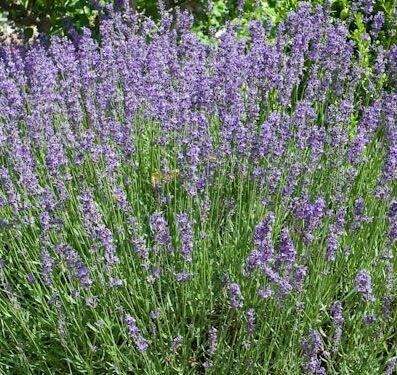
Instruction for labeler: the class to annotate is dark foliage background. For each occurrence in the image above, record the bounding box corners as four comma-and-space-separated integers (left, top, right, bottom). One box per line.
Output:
0, 1, 396, 47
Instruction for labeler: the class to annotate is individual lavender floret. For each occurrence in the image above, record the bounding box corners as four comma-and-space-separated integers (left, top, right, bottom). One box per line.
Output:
171, 335, 183, 353
85, 296, 99, 308
175, 271, 193, 283
40, 250, 53, 287
124, 314, 149, 352
149, 212, 173, 252
150, 308, 161, 320
229, 282, 243, 309
208, 327, 218, 355
147, 266, 161, 284
293, 265, 308, 293
385, 358, 397, 375
39, 211, 52, 233
149, 308, 161, 335
76, 265, 92, 289
108, 277, 124, 288
176, 213, 193, 262
0, 168, 20, 214
262, 265, 293, 297
129, 217, 149, 264
26, 273, 36, 284
385, 263, 394, 291
45, 134, 67, 177
258, 287, 273, 299
362, 314, 376, 325
246, 308, 256, 336
355, 269, 375, 302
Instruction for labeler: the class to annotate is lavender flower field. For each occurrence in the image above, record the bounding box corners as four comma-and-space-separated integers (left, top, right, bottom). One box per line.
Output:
1, 2, 397, 374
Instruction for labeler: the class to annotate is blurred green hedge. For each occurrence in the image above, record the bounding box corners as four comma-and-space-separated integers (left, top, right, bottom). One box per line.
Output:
0, 0, 395, 51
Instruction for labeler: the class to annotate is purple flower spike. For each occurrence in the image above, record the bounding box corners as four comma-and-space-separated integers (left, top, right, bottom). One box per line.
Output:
124, 314, 149, 352
171, 335, 183, 353
40, 250, 53, 287
385, 358, 397, 375
229, 282, 244, 309
300, 329, 326, 375
177, 213, 193, 262
27, 273, 36, 284
149, 212, 173, 253
208, 327, 218, 355
330, 301, 344, 352
355, 269, 375, 302
246, 308, 256, 336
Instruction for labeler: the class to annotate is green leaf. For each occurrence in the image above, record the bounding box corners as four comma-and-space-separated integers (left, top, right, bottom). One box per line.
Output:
23, 27, 34, 38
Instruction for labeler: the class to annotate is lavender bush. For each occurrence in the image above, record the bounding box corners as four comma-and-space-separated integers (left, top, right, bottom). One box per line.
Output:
0, 2, 396, 373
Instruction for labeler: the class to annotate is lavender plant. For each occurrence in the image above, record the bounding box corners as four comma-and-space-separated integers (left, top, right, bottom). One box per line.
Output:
0, 2, 396, 374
